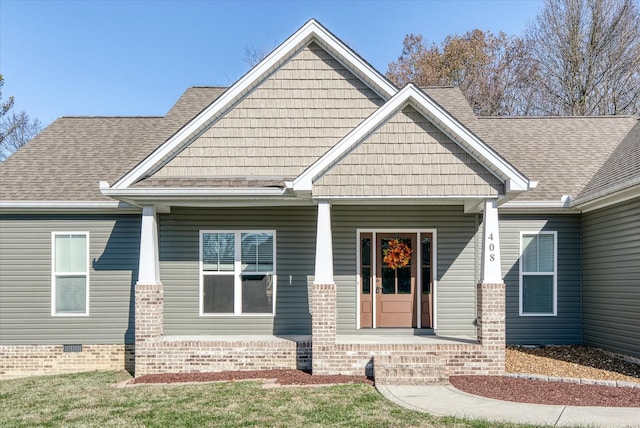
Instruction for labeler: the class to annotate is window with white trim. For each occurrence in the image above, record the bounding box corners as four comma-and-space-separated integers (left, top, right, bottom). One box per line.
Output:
519, 231, 557, 316
52, 232, 89, 316
200, 231, 275, 315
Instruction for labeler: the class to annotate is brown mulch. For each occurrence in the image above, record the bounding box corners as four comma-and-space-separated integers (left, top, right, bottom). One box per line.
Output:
132, 345, 640, 407
450, 375, 640, 407
506, 345, 640, 382
133, 369, 373, 386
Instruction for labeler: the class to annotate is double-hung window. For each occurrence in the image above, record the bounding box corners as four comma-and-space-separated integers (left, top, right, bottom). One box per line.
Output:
52, 232, 89, 316
200, 231, 275, 315
519, 231, 557, 316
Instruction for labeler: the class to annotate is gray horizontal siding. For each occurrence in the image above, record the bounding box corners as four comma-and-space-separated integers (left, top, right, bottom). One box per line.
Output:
0, 214, 140, 345
499, 214, 582, 345
332, 205, 478, 337
582, 198, 640, 358
159, 207, 316, 336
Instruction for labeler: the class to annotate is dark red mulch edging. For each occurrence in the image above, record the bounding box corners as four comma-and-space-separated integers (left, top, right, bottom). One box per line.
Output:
450, 375, 640, 407
133, 369, 374, 386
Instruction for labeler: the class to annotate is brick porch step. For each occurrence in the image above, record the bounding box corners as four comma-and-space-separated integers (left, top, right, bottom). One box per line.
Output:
374, 354, 448, 385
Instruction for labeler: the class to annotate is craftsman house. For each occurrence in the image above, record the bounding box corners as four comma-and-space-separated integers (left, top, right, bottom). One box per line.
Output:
1, 20, 638, 381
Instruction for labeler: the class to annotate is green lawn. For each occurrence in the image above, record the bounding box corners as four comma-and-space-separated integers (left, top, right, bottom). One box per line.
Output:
0, 371, 546, 427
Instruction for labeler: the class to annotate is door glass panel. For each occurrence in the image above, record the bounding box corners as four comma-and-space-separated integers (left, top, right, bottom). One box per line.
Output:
422, 267, 431, 294
381, 267, 395, 294
397, 267, 411, 294
361, 238, 371, 266
421, 236, 431, 266
361, 266, 371, 294
361, 237, 371, 294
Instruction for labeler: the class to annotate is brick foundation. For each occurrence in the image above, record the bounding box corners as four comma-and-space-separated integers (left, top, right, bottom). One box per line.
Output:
0, 344, 134, 380
307, 280, 506, 382
137, 337, 312, 374
134, 282, 312, 376
1, 281, 505, 381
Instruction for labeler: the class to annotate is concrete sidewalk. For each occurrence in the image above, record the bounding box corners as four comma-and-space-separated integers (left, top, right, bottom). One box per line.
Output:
377, 384, 640, 427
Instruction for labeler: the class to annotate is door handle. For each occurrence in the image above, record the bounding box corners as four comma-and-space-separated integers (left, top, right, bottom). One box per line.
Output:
376, 286, 382, 294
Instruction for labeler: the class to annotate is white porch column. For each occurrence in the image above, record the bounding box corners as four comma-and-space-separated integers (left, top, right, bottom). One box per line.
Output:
314, 200, 334, 284
138, 205, 160, 285
480, 199, 503, 284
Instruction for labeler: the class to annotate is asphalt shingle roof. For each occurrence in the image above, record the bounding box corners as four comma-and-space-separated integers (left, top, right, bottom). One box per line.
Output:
579, 120, 640, 198
1, 85, 637, 204
0, 87, 226, 202
469, 116, 638, 201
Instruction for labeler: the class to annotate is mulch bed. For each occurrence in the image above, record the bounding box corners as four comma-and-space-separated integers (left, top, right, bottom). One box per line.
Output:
450, 375, 640, 407
133, 369, 374, 386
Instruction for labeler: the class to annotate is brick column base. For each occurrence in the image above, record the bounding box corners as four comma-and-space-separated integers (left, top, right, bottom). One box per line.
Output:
477, 282, 505, 374
135, 283, 163, 377
311, 283, 336, 375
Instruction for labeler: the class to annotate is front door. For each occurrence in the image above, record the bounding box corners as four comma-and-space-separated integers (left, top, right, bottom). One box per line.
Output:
376, 233, 417, 327
359, 232, 433, 328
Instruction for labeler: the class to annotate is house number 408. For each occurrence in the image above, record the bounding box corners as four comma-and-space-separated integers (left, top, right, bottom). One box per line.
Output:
487, 233, 495, 262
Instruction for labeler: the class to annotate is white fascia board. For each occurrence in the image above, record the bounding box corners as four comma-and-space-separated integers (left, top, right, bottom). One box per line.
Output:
294, 84, 530, 193
102, 187, 289, 198
0, 201, 135, 209
0, 200, 140, 214
316, 195, 497, 206
113, 19, 397, 190
500, 199, 580, 214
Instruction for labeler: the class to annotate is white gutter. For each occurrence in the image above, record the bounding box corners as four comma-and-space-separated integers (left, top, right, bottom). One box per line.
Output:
0, 201, 135, 209
500, 196, 580, 213
571, 177, 640, 209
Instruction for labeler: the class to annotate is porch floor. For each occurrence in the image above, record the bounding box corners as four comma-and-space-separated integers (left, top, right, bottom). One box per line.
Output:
161, 333, 476, 346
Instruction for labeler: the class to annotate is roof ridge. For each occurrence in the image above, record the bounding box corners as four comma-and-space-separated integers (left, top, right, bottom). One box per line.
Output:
188, 85, 229, 89
59, 115, 164, 119
477, 115, 638, 120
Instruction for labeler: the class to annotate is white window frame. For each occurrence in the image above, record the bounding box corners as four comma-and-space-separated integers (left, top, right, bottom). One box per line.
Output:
51, 231, 90, 316
199, 230, 276, 316
519, 231, 557, 316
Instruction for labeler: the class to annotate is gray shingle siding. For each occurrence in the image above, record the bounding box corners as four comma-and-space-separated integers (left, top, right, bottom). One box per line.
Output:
500, 214, 582, 345
582, 198, 640, 358
0, 214, 140, 345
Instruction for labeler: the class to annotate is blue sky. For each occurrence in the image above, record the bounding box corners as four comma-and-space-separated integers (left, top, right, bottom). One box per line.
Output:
1, 0, 543, 125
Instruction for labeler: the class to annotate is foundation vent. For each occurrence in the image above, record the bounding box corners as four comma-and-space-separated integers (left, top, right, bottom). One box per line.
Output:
63, 344, 83, 353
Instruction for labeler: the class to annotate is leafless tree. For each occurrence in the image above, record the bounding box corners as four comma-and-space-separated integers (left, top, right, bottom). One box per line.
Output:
0, 112, 43, 161
386, 30, 532, 116
526, 0, 640, 116
0, 75, 14, 120
0, 75, 44, 161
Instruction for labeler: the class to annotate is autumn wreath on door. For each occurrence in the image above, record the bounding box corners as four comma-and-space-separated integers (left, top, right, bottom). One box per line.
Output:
383, 239, 413, 269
